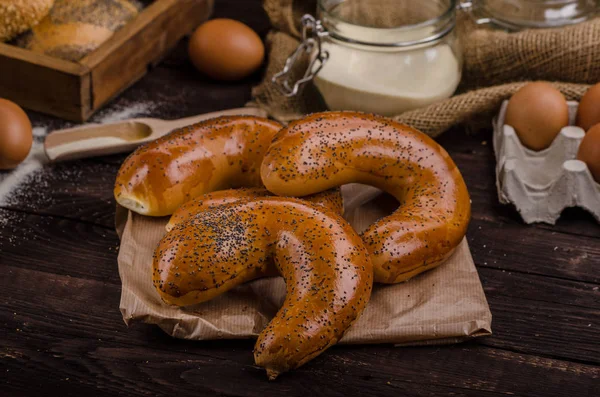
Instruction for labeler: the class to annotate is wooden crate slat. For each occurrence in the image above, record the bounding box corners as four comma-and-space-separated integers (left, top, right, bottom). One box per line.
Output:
0, 0, 213, 121
0, 44, 89, 120
82, 0, 213, 115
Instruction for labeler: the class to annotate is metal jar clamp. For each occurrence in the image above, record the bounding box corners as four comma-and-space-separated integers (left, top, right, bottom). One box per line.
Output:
271, 15, 329, 97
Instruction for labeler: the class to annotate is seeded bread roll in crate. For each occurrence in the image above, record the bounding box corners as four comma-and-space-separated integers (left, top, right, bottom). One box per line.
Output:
0, 0, 214, 121
16, 0, 144, 61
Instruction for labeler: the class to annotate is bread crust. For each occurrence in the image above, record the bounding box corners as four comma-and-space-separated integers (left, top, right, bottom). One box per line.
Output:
114, 116, 283, 216
166, 187, 344, 232
261, 111, 471, 283
153, 197, 373, 379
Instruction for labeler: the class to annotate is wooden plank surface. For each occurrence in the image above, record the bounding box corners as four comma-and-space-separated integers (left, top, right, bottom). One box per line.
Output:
1, 0, 599, 396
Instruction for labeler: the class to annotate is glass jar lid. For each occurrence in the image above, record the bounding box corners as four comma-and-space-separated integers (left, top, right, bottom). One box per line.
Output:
462, 0, 599, 30
318, 0, 457, 47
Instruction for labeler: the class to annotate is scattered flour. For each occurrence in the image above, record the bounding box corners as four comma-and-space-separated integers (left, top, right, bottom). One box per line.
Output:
0, 138, 48, 206
0, 100, 156, 213
94, 102, 155, 124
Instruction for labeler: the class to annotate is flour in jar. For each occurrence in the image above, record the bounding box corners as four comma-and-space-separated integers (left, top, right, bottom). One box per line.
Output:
313, 42, 461, 116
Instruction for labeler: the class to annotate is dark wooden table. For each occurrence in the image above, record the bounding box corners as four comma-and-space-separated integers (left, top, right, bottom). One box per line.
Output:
2, 1, 599, 396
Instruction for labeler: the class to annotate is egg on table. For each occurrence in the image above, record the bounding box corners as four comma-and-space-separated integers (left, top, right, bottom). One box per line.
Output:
0, 98, 32, 170
188, 18, 265, 81
505, 82, 569, 151
577, 123, 600, 183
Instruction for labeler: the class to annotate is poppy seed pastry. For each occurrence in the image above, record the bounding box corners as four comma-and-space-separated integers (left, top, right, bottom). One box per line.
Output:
114, 116, 283, 217
261, 111, 471, 283
165, 187, 344, 232
153, 197, 373, 379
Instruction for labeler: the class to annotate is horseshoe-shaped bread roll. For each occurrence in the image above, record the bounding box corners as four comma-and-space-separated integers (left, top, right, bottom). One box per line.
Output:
153, 197, 373, 379
114, 116, 282, 216
165, 187, 344, 232
261, 111, 471, 284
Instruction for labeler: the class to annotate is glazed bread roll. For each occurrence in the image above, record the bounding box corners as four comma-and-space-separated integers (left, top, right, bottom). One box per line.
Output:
0, 0, 54, 42
261, 111, 471, 284
114, 116, 283, 216
166, 187, 344, 232
153, 197, 373, 379
16, 0, 142, 61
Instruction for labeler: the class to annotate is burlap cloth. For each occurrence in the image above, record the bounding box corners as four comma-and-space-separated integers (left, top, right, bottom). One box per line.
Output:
254, 0, 599, 137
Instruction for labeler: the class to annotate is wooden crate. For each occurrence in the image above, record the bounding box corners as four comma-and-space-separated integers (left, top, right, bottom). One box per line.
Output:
0, 0, 214, 122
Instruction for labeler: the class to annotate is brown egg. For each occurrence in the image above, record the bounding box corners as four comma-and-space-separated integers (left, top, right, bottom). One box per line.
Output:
577, 124, 600, 183
188, 18, 264, 81
505, 82, 569, 151
0, 99, 32, 170
576, 82, 600, 131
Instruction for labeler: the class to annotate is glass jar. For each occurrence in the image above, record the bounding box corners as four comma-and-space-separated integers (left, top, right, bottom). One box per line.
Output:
460, 0, 599, 31
273, 0, 463, 116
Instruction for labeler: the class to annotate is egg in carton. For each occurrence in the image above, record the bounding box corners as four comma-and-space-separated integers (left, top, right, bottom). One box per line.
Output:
493, 100, 600, 224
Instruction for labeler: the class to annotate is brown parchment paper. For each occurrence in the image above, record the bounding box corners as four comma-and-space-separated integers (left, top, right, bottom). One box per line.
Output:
116, 184, 492, 345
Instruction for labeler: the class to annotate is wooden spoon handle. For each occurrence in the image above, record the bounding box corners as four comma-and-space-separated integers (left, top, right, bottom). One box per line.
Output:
44, 107, 269, 162
147, 107, 268, 135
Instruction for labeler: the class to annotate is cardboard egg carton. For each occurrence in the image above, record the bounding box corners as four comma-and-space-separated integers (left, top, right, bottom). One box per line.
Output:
493, 100, 600, 224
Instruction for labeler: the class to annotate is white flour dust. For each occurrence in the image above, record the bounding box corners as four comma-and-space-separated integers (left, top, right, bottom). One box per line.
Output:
94, 102, 155, 124
0, 133, 48, 249
0, 101, 156, 220
0, 129, 49, 206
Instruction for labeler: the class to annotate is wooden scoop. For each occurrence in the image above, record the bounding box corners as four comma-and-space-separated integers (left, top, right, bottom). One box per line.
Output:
44, 107, 269, 162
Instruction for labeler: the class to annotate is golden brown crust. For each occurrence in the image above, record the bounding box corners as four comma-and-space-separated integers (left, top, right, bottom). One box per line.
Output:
165, 187, 344, 232
114, 116, 283, 216
14, 0, 142, 60
0, 0, 54, 42
261, 111, 471, 283
153, 197, 373, 378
